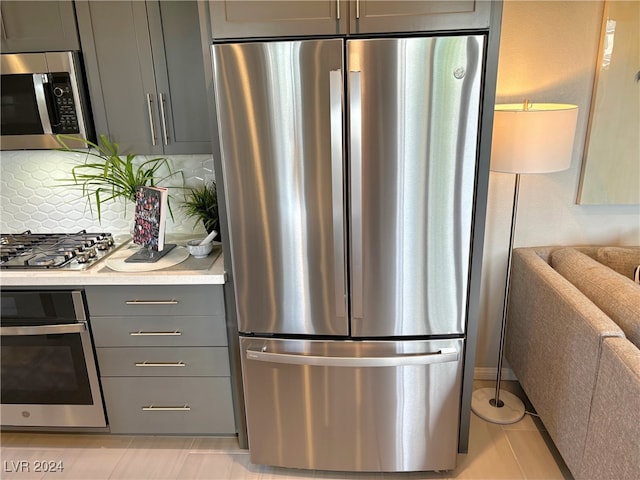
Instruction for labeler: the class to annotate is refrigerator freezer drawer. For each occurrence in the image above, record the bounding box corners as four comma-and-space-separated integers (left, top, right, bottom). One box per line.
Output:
240, 337, 464, 472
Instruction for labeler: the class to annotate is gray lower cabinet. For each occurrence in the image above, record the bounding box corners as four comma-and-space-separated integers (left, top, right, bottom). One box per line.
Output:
76, 0, 211, 155
0, 1, 79, 53
100, 377, 234, 435
209, 0, 491, 39
85, 285, 235, 435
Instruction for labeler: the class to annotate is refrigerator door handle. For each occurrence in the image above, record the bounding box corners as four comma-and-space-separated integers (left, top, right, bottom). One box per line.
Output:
349, 70, 364, 320
330, 69, 346, 320
246, 346, 459, 367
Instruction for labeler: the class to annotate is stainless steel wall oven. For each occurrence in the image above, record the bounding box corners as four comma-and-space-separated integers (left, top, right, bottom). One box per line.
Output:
0, 290, 106, 428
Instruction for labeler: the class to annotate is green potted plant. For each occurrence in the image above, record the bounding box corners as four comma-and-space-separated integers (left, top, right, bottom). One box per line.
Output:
182, 180, 220, 240
56, 134, 183, 222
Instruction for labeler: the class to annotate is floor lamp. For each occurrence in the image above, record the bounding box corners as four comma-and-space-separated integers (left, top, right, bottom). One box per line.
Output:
471, 101, 579, 424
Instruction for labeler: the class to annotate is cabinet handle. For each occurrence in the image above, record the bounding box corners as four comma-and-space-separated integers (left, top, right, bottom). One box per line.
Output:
142, 405, 191, 411
135, 361, 186, 367
146, 93, 158, 146
130, 330, 182, 336
356, 0, 360, 19
336, 0, 340, 20
125, 300, 179, 305
159, 93, 169, 145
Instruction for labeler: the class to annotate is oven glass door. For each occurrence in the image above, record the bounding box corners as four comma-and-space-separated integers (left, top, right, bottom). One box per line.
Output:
1, 74, 47, 135
1, 330, 93, 405
0, 291, 106, 428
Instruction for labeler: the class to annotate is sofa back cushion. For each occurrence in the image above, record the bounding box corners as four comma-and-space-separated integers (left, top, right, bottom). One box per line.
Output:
551, 247, 640, 349
595, 246, 640, 281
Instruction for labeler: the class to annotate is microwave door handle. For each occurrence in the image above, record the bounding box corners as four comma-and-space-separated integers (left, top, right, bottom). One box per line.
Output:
33, 74, 53, 134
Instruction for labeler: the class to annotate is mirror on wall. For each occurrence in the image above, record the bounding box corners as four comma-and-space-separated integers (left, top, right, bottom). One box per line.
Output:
577, 0, 639, 205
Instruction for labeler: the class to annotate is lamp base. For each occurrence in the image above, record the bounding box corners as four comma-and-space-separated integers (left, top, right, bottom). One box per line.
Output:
471, 387, 525, 424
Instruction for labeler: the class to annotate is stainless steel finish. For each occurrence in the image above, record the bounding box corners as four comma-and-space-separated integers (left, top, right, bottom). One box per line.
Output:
32, 74, 52, 134
146, 93, 157, 146
213, 35, 487, 472
130, 330, 182, 336
125, 299, 179, 305
348, 69, 363, 320
135, 361, 186, 367
348, 36, 484, 337
329, 69, 347, 319
241, 337, 464, 472
1, 51, 92, 150
0, 322, 86, 337
213, 39, 347, 336
159, 92, 169, 145
0, 290, 106, 428
246, 345, 458, 367
142, 405, 191, 411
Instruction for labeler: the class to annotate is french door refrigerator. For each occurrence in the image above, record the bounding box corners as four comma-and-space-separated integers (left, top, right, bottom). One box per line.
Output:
212, 35, 484, 472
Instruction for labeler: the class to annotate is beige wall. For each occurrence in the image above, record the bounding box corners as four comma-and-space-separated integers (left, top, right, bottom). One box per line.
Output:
475, 1, 640, 373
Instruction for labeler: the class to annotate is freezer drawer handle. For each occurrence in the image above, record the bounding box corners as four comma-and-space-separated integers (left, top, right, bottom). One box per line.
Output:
142, 405, 191, 412
246, 346, 458, 367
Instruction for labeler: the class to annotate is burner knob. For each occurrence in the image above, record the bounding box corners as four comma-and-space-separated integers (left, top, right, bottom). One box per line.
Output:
86, 247, 97, 258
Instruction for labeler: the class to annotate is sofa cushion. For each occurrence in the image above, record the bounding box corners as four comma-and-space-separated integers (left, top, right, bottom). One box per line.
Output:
551, 247, 640, 349
579, 337, 640, 480
596, 246, 640, 280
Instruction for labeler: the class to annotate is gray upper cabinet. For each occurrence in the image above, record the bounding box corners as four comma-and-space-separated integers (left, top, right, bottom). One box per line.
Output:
209, 0, 347, 39
350, 1, 491, 33
209, 0, 490, 39
76, 1, 211, 155
0, 1, 79, 53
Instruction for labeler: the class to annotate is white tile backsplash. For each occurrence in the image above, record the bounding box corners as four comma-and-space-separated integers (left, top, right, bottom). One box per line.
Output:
0, 149, 213, 236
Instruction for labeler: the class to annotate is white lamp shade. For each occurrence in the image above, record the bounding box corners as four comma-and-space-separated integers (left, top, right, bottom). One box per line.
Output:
491, 103, 579, 174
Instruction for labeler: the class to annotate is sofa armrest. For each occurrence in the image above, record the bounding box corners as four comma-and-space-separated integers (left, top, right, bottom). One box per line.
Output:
579, 337, 640, 480
504, 247, 624, 476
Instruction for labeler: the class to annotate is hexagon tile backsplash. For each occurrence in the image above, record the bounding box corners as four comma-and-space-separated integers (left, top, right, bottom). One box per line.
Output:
0, 150, 213, 236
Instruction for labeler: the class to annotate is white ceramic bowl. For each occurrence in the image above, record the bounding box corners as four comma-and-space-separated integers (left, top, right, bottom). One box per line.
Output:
187, 239, 214, 258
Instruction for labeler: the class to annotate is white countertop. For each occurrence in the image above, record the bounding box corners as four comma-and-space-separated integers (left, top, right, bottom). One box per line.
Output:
0, 236, 227, 287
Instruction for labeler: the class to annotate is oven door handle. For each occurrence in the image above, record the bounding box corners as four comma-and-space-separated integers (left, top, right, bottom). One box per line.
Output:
0, 322, 87, 336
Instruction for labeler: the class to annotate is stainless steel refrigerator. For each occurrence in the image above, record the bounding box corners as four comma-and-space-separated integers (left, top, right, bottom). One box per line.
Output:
212, 35, 485, 472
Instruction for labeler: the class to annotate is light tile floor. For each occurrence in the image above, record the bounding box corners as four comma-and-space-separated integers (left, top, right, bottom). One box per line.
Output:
0, 381, 573, 480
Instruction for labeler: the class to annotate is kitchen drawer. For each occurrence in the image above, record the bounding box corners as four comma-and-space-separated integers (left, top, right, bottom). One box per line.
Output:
96, 347, 230, 377
90, 315, 227, 347
101, 377, 235, 434
85, 285, 224, 317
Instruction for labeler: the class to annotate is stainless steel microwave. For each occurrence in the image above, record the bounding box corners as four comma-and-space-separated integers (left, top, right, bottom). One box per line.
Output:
0, 51, 94, 150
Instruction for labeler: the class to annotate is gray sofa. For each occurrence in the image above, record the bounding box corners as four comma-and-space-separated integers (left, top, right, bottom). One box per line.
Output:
504, 246, 640, 480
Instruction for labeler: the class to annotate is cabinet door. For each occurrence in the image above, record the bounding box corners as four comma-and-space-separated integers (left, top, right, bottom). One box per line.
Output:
209, 0, 347, 39
76, 1, 211, 155
76, 1, 161, 154
0, 1, 79, 53
350, 0, 491, 33
147, 1, 212, 154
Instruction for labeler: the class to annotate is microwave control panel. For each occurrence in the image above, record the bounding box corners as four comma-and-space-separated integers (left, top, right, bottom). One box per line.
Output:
49, 73, 80, 134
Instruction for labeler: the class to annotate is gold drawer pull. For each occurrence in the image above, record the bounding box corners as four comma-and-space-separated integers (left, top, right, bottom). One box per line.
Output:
142, 405, 191, 411
130, 330, 182, 336
125, 300, 179, 305
135, 361, 186, 367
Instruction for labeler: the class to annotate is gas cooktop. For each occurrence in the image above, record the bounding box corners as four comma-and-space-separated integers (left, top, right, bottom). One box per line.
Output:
0, 230, 119, 270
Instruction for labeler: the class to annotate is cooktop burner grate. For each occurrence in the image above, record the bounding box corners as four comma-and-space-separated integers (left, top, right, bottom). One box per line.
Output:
0, 230, 118, 270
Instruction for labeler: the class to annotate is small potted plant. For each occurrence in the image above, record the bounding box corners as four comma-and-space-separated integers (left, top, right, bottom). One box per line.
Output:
182, 180, 220, 240
57, 134, 183, 222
